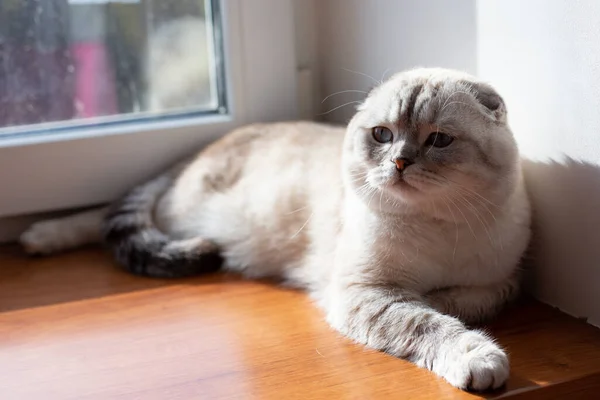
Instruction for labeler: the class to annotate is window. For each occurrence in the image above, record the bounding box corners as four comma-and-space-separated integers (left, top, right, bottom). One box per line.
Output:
0, 0, 298, 224
0, 0, 225, 137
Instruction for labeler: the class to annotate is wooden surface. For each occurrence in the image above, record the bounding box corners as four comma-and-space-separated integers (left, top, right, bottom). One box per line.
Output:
1, 246, 600, 400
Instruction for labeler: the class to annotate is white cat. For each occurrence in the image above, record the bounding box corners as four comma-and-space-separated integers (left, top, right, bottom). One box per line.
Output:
21, 68, 531, 391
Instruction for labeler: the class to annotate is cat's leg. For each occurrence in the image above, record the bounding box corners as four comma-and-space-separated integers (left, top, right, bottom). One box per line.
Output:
20, 207, 108, 255
326, 284, 509, 391
425, 275, 520, 325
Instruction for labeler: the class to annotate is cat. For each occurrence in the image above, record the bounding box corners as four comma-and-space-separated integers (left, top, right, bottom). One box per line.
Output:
20, 68, 531, 391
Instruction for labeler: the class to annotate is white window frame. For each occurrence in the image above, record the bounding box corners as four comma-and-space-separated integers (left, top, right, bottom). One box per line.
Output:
0, 0, 298, 228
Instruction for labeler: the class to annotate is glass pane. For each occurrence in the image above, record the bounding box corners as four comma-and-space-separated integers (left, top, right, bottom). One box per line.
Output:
0, 0, 223, 134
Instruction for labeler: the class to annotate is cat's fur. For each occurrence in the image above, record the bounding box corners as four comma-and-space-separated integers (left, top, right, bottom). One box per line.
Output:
20, 68, 530, 391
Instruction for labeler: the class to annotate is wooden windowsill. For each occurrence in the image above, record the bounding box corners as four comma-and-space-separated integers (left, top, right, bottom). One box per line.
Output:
1, 245, 599, 399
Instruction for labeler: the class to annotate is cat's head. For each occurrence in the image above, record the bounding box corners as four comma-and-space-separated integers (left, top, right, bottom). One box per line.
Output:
343, 68, 519, 215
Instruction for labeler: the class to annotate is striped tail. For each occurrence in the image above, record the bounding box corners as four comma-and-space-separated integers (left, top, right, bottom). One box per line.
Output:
103, 172, 222, 278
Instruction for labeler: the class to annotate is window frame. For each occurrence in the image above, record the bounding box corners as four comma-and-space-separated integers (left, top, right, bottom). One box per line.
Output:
0, 0, 299, 222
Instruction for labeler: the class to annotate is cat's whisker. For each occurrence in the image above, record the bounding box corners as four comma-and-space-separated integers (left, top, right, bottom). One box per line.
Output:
355, 183, 371, 192
446, 186, 502, 232
354, 179, 378, 202
453, 191, 495, 249
453, 191, 503, 268
357, 187, 376, 200
291, 212, 314, 239
351, 178, 370, 187
287, 206, 309, 215
440, 100, 476, 114
454, 186, 500, 214
446, 195, 477, 240
366, 187, 380, 210
440, 90, 472, 111
380, 68, 392, 83
342, 68, 381, 85
322, 90, 368, 103
428, 175, 503, 252
425, 127, 440, 156
437, 174, 502, 209
348, 170, 370, 180
355, 180, 374, 193
441, 195, 459, 262
429, 199, 438, 219
319, 101, 364, 116
454, 188, 499, 226
456, 190, 504, 252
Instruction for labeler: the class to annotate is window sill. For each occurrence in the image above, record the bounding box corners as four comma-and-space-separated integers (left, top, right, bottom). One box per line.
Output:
1, 245, 600, 399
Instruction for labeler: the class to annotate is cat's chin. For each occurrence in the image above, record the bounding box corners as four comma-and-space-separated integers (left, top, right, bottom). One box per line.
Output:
380, 180, 423, 204
386, 179, 443, 206
386, 176, 422, 197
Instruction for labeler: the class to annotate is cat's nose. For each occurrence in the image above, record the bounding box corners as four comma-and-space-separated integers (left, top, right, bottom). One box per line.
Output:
393, 157, 414, 171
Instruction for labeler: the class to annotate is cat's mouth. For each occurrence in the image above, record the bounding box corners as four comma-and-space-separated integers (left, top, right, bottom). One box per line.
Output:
392, 175, 419, 192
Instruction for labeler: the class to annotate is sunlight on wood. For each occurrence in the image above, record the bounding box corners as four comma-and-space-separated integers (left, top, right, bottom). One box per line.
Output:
0, 245, 599, 399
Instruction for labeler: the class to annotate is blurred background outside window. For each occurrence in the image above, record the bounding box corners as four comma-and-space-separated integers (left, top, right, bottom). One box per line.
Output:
0, 0, 222, 134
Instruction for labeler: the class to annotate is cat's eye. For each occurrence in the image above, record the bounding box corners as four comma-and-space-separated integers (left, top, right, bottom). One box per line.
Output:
372, 127, 393, 143
425, 132, 454, 148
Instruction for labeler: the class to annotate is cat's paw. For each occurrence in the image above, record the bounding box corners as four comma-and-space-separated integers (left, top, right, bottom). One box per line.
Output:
20, 221, 64, 255
438, 331, 509, 391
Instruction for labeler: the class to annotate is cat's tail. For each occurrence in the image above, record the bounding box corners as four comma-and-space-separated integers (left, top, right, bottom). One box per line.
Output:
103, 171, 222, 278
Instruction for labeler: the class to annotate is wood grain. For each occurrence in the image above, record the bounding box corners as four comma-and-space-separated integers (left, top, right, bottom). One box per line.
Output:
0, 246, 599, 399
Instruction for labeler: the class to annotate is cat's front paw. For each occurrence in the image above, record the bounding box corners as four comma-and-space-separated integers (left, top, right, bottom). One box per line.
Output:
437, 331, 509, 391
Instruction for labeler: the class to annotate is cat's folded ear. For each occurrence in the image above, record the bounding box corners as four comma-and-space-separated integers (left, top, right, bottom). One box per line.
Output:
470, 82, 507, 123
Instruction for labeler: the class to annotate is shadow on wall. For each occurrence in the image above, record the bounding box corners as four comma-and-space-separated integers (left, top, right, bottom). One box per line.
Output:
523, 158, 600, 326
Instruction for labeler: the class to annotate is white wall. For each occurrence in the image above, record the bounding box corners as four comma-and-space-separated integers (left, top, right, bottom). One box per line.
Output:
316, 0, 477, 123
477, 0, 600, 326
